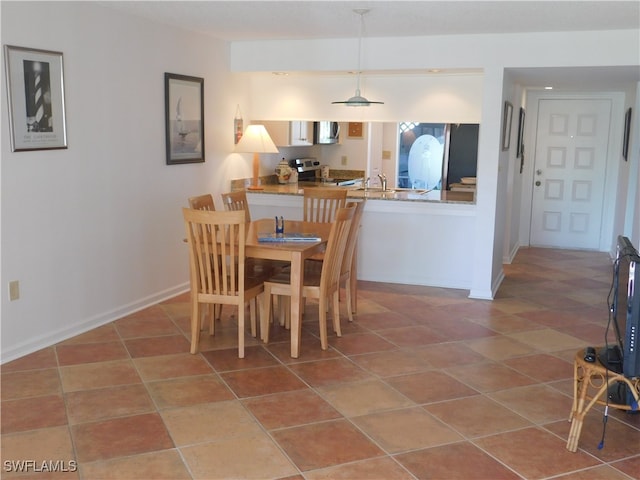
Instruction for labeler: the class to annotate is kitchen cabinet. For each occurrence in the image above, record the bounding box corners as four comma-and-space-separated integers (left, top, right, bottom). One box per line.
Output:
259, 121, 313, 147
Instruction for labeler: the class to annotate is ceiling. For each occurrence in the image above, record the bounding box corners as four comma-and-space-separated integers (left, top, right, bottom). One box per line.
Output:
100, 1, 640, 89
101, 1, 639, 41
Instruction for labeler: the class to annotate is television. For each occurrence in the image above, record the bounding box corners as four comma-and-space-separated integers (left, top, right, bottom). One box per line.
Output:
599, 235, 640, 380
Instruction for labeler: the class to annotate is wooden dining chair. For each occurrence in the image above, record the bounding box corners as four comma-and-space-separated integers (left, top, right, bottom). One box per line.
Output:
340, 200, 366, 322
188, 194, 224, 328
222, 189, 287, 281
302, 187, 348, 223
182, 208, 264, 358
221, 190, 251, 221
188, 194, 216, 211
261, 204, 355, 350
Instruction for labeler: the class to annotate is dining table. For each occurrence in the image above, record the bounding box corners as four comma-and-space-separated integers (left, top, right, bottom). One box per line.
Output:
246, 218, 333, 358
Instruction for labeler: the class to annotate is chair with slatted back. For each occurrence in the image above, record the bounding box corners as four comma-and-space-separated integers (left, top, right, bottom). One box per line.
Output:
340, 200, 366, 322
302, 188, 348, 223
221, 190, 252, 221
261, 205, 355, 350
187, 194, 221, 329
188, 194, 216, 211
183, 208, 264, 358
222, 189, 287, 275
222, 189, 288, 332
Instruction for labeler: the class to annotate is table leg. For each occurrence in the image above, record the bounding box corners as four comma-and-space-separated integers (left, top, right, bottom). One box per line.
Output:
289, 252, 303, 358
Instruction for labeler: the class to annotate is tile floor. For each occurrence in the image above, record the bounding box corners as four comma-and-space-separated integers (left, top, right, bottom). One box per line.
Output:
2, 248, 639, 479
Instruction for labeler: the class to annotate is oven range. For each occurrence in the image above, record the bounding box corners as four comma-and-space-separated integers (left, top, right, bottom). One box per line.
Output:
288, 158, 361, 187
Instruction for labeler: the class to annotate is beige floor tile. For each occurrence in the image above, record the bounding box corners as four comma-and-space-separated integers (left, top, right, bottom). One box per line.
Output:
465, 335, 538, 360
318, 379, 415, 417
446, 362, 536, 393
160, 400, 262, 446
349, 349, 431, 377
1, 368, 61, 400
59, 359, 141, 392
65, 384, 155, 425
352, 406, 462, 453
304, 456, 414, 480
507, 328, 586, 352
180, 432, 298, 480
145, 374, 234, 409
1, 426, 75, 472
79, 450, 190, 480
488, 384, 573, 424
132, 353, 213, 381
425, 395, 532, 438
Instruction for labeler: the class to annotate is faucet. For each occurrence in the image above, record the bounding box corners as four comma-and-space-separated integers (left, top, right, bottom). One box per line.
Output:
378, 173, 387, 191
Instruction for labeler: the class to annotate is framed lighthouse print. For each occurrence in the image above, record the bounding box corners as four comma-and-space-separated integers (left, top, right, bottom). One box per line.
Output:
4, 45, 68, 152
164, 72, 204, 165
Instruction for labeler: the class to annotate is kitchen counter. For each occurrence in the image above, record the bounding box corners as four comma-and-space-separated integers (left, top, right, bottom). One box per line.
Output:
248, 183, 475, 204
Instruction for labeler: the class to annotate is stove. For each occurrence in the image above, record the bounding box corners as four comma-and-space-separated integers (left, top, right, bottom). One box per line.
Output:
288, 158, 362, 187
289, 158, 321, 181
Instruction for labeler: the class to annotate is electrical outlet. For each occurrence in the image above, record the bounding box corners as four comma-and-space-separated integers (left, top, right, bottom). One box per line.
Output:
341, 155, 348, 166
9, 280, 19, 301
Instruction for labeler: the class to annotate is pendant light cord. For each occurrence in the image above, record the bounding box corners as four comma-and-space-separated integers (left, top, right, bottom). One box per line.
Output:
355, 10, 364, 94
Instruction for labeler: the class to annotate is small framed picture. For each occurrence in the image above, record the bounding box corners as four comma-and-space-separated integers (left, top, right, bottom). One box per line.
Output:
4, 45, 68, 152
622, 107, 632, 161
164, 73, 204, 165
501, 101, 513, 151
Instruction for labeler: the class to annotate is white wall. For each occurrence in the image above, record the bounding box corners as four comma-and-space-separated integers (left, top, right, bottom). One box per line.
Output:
0, 2, 249, 362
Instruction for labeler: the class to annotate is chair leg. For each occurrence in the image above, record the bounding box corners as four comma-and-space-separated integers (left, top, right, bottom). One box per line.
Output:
249, 299, 257, 337
332, 291, 342, 337
318, 299, 329, 350
345, 275, 354, 323
209, 304, 215, 335
237, 303, 245, 359
190, 300, 200, 354
261, 285, 272, 343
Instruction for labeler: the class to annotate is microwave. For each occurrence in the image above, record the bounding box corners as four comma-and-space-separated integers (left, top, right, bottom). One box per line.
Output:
314, 121, 340, 144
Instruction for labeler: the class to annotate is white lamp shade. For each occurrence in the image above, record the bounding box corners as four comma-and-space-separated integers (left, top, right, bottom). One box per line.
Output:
235, 124, 279, 153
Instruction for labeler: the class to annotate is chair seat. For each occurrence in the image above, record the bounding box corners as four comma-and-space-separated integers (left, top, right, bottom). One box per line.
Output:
266, 261, 323, 288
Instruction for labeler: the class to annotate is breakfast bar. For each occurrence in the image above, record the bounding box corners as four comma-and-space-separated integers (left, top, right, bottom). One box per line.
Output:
246, 184, 477, 292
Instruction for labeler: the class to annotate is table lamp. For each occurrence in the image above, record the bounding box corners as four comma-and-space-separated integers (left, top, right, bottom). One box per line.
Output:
235, 124, 279, 190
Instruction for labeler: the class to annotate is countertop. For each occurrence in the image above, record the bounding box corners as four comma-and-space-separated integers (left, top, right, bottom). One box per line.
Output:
246, 183, 475, 204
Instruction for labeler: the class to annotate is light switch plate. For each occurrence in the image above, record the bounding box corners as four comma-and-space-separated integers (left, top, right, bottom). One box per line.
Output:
9, 280, 19, 301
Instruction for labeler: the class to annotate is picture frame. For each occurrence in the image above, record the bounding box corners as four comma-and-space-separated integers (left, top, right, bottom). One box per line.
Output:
516, 107, 525, 159
164, 72, 204, 165
4, 45, 68, 152
501, 101, 513, 151
622, 107, 632, 161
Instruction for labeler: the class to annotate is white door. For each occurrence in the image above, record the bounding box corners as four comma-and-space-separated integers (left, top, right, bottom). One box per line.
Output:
530, 98, 612, 249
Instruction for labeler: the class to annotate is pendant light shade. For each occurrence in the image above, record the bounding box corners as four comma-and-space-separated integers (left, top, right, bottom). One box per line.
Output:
332, 9, 383, 107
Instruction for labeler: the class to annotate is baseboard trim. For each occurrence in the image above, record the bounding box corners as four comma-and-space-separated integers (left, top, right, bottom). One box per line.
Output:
1, 283, 189, 365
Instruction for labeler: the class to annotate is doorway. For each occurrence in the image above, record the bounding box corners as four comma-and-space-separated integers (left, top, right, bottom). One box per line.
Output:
529, 98, 613, 249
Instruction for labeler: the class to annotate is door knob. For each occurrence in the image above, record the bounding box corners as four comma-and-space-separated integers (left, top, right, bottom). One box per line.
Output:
535, 180, 541, 186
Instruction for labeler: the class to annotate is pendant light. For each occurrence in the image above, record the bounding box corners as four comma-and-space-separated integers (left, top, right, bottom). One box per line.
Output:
332, 9, 383, 107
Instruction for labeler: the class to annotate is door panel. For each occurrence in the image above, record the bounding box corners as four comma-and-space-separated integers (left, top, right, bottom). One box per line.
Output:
530, 99, 611, 249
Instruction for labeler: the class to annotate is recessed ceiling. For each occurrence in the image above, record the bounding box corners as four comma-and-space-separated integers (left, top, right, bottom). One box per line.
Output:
98, 1, 640, 89
99, 1, 639, 41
